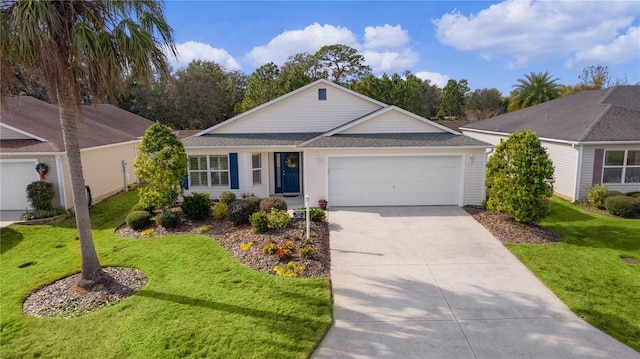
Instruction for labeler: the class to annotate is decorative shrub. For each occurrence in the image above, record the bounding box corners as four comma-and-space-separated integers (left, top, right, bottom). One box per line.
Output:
587, 184, 609, 209
141, 228, 156, 236
126, 211, 151, 230
212, 202, 228, 220
604, 195, 640, 218
199, 224, 213, 233
273, 261, 306, 277
249, 211, 269, 234
267, 208, 290, 229
26, 181, 55, 211
157, 210, 180, 229
131, 203, 153, 212
21, 207, 67, 220
181, 193, 211, 221
242, 193, 257, 198
604, 191, 625, 198
262, 242, 278, 255
219, 191, 237, 204
259, 196, 288, 212
227, 199, 260, 225
299, 246, 315, 259
281, 241, 294, 250
274, 248, 293, 261
240, 242, 253, 251
244, 196, 263, 210
627, 191, 640, 198
309, 208, 326, 222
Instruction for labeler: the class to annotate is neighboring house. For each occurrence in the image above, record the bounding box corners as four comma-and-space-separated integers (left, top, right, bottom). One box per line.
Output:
182, 79, 491, 207
461, 86, 640, 202
0, 96, 153, 211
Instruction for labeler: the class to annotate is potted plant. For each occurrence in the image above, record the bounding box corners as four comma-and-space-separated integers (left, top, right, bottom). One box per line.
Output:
318, 199, 327, 210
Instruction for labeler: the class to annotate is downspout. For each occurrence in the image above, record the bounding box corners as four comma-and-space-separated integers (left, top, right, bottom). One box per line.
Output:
480, 147, 494, 203
56, 154, 67, 208
573, 143, 583, 202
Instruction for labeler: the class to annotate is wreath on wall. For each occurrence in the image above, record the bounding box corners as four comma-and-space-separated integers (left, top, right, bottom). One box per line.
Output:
286, 154, 298, 168
36, 163, 49, 180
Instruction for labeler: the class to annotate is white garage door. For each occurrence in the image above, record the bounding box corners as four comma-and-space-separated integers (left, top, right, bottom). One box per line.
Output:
328, 156, 461, 206
1, 161, 38, 210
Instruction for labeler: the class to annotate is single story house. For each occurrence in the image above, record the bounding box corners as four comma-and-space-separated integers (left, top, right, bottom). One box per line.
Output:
461, 86, 640, 202
0, 96, 153, 211
182, 79, 492, 207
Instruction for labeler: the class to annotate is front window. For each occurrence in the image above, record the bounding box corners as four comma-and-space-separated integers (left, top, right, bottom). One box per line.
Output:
188, 155, 229, 187
252, 153, 262, 185
603, 150, 640, 184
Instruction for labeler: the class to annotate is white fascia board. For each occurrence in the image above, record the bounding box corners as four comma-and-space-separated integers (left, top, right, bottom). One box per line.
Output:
298, 145, 493, 151
0, 123, 48, 142
79, 140, 141, 152
0, 151, 65, 156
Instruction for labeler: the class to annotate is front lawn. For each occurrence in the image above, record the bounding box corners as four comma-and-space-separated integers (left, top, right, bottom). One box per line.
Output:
0, 190, 332, 359
506, 197, 640, 351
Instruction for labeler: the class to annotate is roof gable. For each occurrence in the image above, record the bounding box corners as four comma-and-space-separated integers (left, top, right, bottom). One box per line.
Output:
462, 86, 640, 142
0, 123, 47, 141
330, 106, 458, 135
196, 79, 386, 135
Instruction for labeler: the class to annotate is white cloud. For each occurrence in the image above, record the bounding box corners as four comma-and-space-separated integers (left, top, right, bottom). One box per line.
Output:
433, 0, 639, 67
167, 41, 241, 71
245, 23, 358, 66
245, 22, 419, 75
363, 24, 409, 49
567, 26, 640, 67
415, 71, 450, 88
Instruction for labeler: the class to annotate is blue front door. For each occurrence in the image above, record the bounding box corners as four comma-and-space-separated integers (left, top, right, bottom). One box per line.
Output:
274, 152, 300, 193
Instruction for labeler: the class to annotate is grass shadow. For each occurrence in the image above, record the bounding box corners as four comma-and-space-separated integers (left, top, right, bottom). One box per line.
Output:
0, 227, 23, 255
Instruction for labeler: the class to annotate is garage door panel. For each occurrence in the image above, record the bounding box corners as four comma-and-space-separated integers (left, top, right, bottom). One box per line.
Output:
328, 156, 460, 206
1, 162, 37, 210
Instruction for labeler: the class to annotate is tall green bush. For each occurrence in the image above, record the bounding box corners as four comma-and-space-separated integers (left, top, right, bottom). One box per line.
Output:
134, 122, 187, 211
26, 181, 55, 211
485, 130, 555, 223
181, 193, 211, 221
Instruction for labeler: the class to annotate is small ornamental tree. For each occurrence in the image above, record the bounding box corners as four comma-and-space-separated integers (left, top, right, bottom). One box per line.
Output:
485, 130, 555, 223
134, 122, 188, 210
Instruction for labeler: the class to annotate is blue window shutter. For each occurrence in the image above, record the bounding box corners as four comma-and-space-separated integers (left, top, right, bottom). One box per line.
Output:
182, 175, 189, 190
230, 153, 239, 189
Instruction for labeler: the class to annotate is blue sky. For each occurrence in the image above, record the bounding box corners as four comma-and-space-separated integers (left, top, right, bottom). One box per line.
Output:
163, 1, 640, 95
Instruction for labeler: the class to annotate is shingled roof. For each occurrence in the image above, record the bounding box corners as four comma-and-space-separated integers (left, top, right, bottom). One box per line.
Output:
299, 133, 489, 148
461, 86, 640, 142
1, 96, 154, 153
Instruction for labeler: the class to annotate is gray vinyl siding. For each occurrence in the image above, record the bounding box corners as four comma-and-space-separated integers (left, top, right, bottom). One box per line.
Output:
540, 141, 579, 201
341, 111, 445, 134
214, 83, 383, 134
581, 144, 640, 199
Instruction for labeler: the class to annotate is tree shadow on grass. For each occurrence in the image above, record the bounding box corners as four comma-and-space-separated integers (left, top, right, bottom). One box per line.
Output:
0, 227, 23, 255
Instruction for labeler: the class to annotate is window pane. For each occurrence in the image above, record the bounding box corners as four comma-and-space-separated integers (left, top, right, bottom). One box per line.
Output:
189, 156, 206, 170
626, 150, 640, 166
625, 167, 640, 183
209, 156, 219, 170
212, 172, 229, 186
252, 154, 261, 169
190, 172, 208, 186
603, 168, 623, 183
253, 169, 261, 185
605, 151, 624, 166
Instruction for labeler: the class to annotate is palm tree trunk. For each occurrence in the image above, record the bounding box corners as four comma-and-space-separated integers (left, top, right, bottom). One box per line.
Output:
57, 85, 103, 288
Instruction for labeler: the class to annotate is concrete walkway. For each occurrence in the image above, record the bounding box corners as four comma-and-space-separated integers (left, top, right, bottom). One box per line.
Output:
312, 206, 639, 359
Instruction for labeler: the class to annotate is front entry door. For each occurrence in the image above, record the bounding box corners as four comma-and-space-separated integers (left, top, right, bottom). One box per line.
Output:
274, 152, 300, 193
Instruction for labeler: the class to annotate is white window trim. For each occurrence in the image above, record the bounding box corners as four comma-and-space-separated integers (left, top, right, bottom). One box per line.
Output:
188, 154, 230, 187
602, 149, 640, 184
251, 153, 262, 185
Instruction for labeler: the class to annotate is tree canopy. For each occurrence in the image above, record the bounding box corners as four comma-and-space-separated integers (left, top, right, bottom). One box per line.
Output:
1, 0, 175, 287
508, 71, 561, 112
437, 79, 469, 119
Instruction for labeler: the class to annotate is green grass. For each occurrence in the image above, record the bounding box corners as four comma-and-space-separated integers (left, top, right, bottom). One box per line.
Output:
0, 190, 332, 359
506, 197, 640, 351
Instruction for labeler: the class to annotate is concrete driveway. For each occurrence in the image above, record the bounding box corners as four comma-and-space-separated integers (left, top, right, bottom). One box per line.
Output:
312, 206, 639, 359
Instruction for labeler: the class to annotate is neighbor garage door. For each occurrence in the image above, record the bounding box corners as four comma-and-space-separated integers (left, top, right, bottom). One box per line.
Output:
328, 156, 461, 206
1, 161, 38, 210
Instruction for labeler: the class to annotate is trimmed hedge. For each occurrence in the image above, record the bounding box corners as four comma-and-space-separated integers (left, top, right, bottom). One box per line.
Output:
587, 184, 609, 209
126, 211, 151, 230
604, 195, 640, 218
259, 197, 288, 212
227, 199, 260, 225
181, 193, 211, 221
219, 191, 237, 204
212, 202, 228, 220
267, 208, 290, 229
157, 210, 180, 228
249, 211, 269, 234
26, 181, 55, 211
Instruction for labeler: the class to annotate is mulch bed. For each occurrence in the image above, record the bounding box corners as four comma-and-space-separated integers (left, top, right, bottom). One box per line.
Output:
463, 205, 561, 244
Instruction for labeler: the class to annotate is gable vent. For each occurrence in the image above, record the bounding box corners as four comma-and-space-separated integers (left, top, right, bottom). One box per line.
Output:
318, 88, 327, 101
